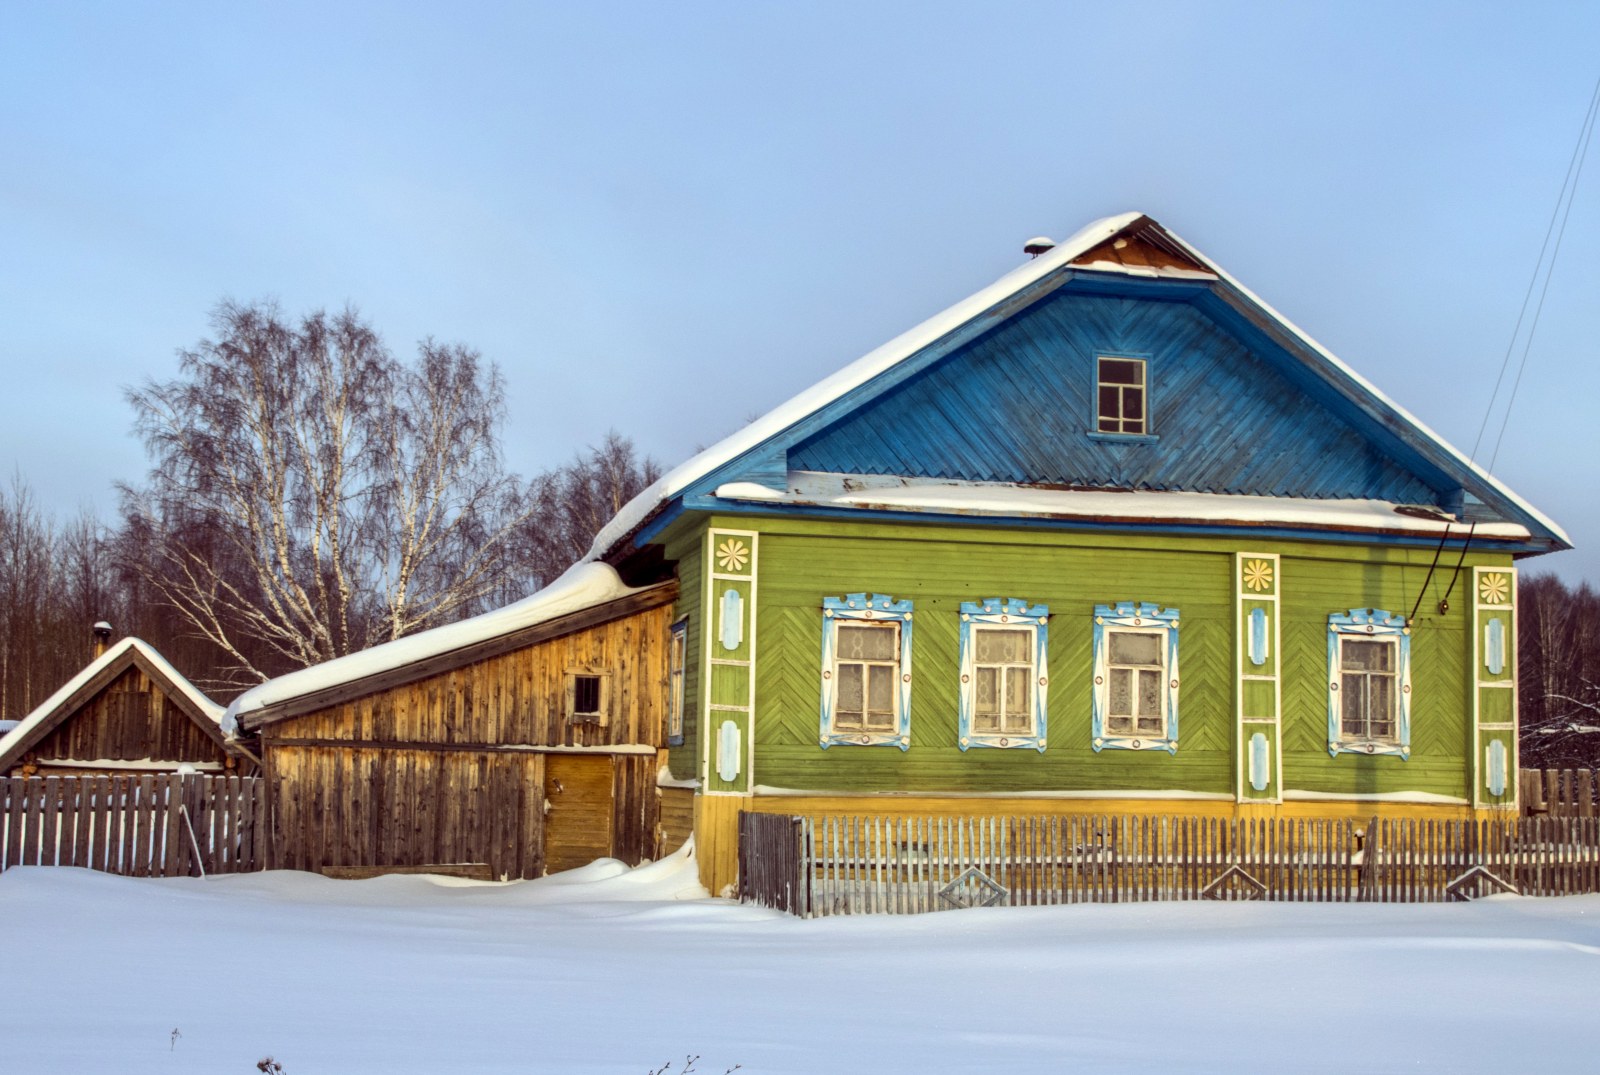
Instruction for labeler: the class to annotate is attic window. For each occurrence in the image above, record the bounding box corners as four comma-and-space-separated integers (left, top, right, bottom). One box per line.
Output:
1096, 356, 1147, 434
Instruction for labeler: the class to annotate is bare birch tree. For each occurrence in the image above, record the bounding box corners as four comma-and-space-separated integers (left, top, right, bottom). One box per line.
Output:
522, 431, 662, 587
120, 302, 534, 685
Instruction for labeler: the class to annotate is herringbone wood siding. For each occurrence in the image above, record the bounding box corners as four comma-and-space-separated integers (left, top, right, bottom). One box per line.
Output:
738, 517, 1495, 800
789, 292, 1437, 504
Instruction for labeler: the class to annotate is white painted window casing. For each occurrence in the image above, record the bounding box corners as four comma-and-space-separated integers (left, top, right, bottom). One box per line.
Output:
958, 598, 1049, 751
819, 594, 913, 750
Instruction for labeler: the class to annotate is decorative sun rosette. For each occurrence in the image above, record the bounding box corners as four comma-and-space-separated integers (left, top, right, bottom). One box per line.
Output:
715, 538, 749, 572
1243, 559, 1273, 592
1478, 573, 1510, 605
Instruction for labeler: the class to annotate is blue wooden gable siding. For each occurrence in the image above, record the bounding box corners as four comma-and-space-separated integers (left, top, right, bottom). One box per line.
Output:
786, 289, 1444, 506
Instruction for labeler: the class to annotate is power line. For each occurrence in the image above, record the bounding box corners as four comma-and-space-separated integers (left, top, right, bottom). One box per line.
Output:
1474, 72, 1600, 469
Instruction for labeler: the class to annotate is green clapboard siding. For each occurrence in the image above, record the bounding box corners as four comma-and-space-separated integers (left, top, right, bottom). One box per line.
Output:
750, 518, 1235, 795
665, 529, 702, 781
662, 515, 1509, 802
1277, 552, 1472, 798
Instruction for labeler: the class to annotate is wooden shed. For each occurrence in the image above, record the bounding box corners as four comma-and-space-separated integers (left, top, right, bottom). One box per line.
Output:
227, 565, 679, 879
0, 636, 249, 777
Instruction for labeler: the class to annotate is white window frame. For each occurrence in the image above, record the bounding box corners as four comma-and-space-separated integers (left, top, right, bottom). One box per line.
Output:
958, 598, 1048, 751
1327, 609, 1410, 758
1092, 601, 1179, 753
667, 615, 688, 745
819, 593, 912, 750
1095, 354, 1149, 435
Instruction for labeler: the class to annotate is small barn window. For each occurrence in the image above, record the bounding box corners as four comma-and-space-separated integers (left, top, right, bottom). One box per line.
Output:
1326, 610, 1410, 759
1096, 355, 1147, 434
1091, 602, 1179, 753
566, 671, 610, 727
958, 598, 1048, 751
820, 594, 913, 750
668, 616, 688, 745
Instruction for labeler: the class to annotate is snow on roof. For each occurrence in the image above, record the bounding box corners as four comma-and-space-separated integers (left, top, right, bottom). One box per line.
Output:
1154, 223, 1570, 548
584, 212, 1567, 561
0, 638, 223, 760
582, 212, 1149, 561
713, 472, 1534, 540
224, 560, 648, 732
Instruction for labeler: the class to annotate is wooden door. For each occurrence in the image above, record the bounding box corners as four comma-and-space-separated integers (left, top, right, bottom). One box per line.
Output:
542, 754, 613, 874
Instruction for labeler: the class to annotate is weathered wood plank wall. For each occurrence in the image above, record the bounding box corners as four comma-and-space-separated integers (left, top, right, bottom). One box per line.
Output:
259, 595, 677, 877
19, 665, 247, 773
1521, 768, 1598, 817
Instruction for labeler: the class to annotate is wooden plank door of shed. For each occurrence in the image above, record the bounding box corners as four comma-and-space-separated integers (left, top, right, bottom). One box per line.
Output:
542, 755, 613, 875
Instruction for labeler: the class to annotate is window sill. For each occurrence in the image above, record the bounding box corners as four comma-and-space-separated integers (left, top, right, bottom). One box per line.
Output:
821, 729, 910, 750
961, 734, 1046, 753
1086, 431, 1160, 444
1328, 739, 1409, 759
1093, 734, 1178, 754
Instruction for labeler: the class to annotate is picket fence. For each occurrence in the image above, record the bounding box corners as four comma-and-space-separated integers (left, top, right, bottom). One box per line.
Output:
0, 775, 266, 877
1522, 768, 1599, 817
738, 811, 1600, 916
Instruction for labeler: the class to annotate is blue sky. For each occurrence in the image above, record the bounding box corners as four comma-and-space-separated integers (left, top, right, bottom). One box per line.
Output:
4, 2, 1597, 582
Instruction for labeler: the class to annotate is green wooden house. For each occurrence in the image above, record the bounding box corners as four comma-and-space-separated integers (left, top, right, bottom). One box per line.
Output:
586, 212, 1568, 892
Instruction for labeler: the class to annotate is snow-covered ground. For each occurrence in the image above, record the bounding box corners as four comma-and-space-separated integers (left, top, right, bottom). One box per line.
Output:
3, 847, 1596, 1074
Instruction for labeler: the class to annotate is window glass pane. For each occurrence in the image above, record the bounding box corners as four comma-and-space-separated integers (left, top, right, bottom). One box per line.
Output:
574, 675, 601, 714
1003, 669, 1030, 732
1100, 359, 1141, 385
1110, 631, 1161, 666
1368, 676, 1394, 739
1136, 714, 1163, 734
1342, 639, 1391, 672
1138, 669, 1161, 718
1123, 387, 1143, 419
839, 623, 897, 661
1107, 713, 1133, 735
1098, 385, 1121, 420
1340, 674, 1364, 735
837, 663, 863, 723
866, 664, 895, 717
1122, 414, 1144, 435
977, 628, 1030, 664
1109, 667, 1131, 717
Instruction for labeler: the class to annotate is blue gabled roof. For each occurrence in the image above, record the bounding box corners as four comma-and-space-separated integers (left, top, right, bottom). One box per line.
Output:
588, 214, 1568, 560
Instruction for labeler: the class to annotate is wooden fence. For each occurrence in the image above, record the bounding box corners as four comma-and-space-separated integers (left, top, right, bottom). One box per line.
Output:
0, 775, 266, 877
1522, 768, 1598, 817
739, 812, 1600, 916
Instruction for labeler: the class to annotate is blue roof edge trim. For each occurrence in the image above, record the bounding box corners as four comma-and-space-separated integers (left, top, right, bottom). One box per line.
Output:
599, 213, 1567, 560
676, 495, 1561, 556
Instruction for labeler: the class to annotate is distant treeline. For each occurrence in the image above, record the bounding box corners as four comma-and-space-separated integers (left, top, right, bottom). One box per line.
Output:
0, 434, 656, 716
1519, 574, 1600, 770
